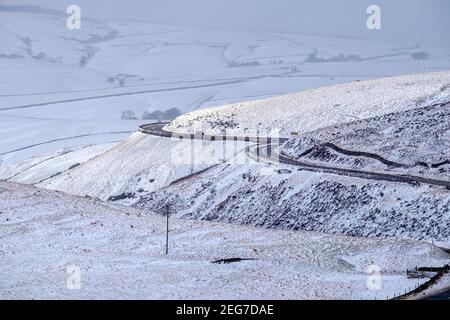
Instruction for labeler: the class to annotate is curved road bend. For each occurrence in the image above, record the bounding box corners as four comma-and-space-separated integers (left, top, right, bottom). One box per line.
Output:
138, 122, 450, 189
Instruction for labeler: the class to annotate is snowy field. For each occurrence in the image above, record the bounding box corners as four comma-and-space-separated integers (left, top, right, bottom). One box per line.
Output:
1, 180, 448, 299
1, 5, 450, 163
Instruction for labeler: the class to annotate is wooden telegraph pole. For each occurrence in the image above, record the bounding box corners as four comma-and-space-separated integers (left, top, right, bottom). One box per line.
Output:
165, 204, 169, 255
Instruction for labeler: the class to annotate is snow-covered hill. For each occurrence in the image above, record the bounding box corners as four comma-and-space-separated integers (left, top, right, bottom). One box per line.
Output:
282, 102, 450, 180
2, 72, 449, 245
167, 72, 450, 136
135, 162, 450, 243
135, 91, 450, 243
1, 180, 448, 299
36, 132, 248, 204
2, 5, 450, 163
2, 4, 450, 301
0, 142, 117, 184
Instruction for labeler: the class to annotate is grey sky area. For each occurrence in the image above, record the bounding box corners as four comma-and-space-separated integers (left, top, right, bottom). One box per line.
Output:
3, 0, 450, 44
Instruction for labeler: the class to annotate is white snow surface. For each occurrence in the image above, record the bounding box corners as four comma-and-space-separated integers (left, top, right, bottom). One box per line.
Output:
38, 132, 249, 203
1, 180, 448, 300
135, 162, 450, 242
0, 143, 117, 184
167, 72, 450, 136
4, 72, 449, 204
1, 5, 450, 163
281, 102, 450, 180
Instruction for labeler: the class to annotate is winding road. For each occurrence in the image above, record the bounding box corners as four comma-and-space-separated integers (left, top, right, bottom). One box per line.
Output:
139, 122, 450, 300
138, 122, 450, 189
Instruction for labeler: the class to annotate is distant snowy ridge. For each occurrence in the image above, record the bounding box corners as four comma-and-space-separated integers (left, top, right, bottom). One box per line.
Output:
1, 5, 450, 162
0, 5, 65, 16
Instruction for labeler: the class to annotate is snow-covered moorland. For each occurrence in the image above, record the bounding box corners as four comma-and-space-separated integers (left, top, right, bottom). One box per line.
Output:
1, 180, 448, 299
166, 72, 450, 136
0, 142, 117, 185
1, 4, 450, 301
2, 71, 448, 246
281, 102, 450, 180
134, 72, 450, 245
4, 72, 449, 197
2, 5, 450, 163
37, 133, 249, 205
135, 162, 450, 242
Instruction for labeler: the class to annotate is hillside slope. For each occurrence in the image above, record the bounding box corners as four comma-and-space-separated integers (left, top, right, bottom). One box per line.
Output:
4, 73, 449, 246
167, 72, 450, 136
3, 180, 448, 299
9, 72, 449, 201
282, 102, 450, 180
135, 162, 450, 242
39, 133, 248, 204
137, 98, 450, 243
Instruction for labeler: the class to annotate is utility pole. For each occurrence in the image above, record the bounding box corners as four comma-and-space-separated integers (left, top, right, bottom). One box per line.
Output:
190, 136, 194, 175
222, 129, 226, 164
165, 204, 169, 255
